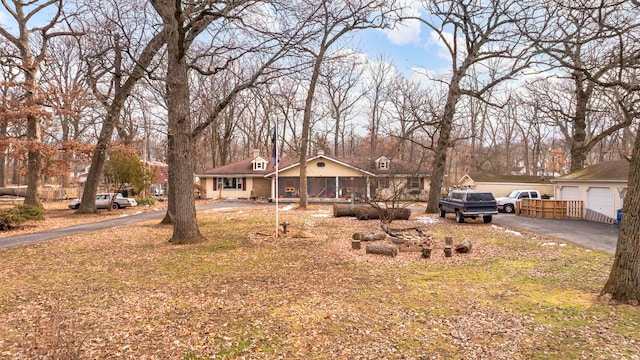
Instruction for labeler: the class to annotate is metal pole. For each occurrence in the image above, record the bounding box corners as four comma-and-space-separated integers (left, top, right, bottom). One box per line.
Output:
274, 123, 279, 238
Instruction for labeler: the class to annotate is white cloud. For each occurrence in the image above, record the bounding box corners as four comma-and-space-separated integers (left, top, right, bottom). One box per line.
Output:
384, 18, 421, 45
381, 2, 421, 45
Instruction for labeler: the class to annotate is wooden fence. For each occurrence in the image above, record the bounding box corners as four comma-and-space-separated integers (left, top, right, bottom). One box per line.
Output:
518, 199, 583, 219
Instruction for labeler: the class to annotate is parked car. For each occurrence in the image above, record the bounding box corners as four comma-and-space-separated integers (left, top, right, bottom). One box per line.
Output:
495, 190, 541, 213
68, 193, 138, 210
438, 190, 498, 223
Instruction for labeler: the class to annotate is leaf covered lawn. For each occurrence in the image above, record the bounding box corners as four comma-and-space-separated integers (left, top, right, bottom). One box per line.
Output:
0, 204, 638, 359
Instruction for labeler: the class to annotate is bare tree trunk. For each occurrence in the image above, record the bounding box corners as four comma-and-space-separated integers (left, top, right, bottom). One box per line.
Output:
0, 121, 6, 187
77, 114, 117, 213
155, 0, 203, 244
426, 75, 461, 213
299, 46, 326, 210
601, 136, 640, 304
24, 113, 43, 207
570, 76, 591, 171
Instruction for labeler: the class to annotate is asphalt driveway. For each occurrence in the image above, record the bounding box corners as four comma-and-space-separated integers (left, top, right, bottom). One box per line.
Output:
0, 200, 259, 250
492, 214, 618, 255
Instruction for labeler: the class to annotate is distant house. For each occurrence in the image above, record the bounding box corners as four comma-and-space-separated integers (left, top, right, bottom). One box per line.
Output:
196, 150, 431, 201
346, 155, 430, 201
552, 160, 628, 224
458, 173, 555, 198
146, 161, 169, 195
196, 150, 274, 200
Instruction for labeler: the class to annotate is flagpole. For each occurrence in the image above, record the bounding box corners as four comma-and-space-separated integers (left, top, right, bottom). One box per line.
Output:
274, 123, 279, 238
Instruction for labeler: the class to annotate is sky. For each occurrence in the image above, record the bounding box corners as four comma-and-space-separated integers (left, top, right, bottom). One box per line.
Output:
350, 6, 452, 83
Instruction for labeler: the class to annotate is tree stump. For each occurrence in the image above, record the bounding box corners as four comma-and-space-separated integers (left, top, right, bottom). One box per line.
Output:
455, 239, 472, 253
422, 248, 432, 259
444, 236, 453, 257
366, 243, 398, 257
352, 232, 387, 241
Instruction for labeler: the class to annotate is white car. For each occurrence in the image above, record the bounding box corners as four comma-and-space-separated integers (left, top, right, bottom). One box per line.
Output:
496, 190, 541, 213
68, 193, 138, 210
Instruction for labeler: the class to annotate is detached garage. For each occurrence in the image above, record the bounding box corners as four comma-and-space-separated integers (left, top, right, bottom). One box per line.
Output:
553, 161, 628, 224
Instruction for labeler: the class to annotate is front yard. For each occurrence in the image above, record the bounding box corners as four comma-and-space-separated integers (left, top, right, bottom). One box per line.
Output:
0, 203, 638, 359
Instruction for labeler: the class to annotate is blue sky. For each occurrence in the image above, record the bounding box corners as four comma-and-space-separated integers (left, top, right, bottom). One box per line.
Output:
350, 13, 452, 83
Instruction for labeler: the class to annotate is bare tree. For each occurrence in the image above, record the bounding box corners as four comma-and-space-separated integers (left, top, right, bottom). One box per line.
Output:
412, 0, 537, 213
365, 57, 394, 159
320, 57, 365, 157
527, 0, 640, 171
151, 0, 312, 243
0, 0, 78, 206
69, 0, 166, 213
294, 0, 398, 209
602, 115, 640, 304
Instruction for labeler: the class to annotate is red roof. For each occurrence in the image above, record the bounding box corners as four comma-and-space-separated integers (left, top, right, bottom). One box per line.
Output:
198, 156, 276, 177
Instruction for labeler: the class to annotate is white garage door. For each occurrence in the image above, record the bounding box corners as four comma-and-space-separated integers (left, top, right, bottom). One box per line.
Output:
587, 187, 615, 218
560, 186, 581, 200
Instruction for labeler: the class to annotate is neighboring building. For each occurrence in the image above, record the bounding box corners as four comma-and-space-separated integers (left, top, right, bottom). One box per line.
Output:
146, 161, 169, 195
552, 160, 628, 224
457, 173, 555, 198
197, 150, 273, 200
348, 155, 430, 201
196, 150, 431, 201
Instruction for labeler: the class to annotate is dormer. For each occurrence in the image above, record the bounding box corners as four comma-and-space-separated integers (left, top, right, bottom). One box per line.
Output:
375, 156, 390, 171
251, 155, 269, 171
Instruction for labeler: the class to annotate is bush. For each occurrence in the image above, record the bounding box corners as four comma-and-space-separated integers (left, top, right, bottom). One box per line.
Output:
0, 205, 45, 231
135, 196, 156, 206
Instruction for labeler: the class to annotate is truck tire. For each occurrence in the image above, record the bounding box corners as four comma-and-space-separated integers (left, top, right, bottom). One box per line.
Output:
504, 204, 514, 213
483, 215, 492, 223
455, 210, 464, 223
439, 208, 446, 217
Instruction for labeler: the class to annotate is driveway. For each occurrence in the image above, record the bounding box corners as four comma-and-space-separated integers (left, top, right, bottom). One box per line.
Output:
492, 214, 618, 255
0, 200, 259, 250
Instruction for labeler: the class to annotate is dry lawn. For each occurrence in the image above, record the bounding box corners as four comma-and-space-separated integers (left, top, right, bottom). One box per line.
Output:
0, 203, 639, 359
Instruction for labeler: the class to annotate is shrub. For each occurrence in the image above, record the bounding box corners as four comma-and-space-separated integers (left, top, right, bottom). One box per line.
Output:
0, 205, 45, 231
135, 196, 156, 206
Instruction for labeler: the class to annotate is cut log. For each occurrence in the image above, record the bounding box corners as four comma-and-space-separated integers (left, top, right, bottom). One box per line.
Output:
352, 232, 387, 241
355, 207, 411, 221
333, 204, 372, 217
380, 208, 412, 221
0, 187, 27, 197
351, 240, 361, 249
365, 243, 398, 257
455, 239, 473, 253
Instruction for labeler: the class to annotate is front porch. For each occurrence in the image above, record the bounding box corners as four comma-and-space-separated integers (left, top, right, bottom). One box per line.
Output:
271, 176, 371, 201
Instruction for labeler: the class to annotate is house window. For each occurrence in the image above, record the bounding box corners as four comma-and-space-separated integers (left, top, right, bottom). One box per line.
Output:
408, 177, 420, 189
317, 162, 326, 167
375, 156, 390, 170
222, 177, 243, 190
252, 160, 267, 171
377, 177, 390, 188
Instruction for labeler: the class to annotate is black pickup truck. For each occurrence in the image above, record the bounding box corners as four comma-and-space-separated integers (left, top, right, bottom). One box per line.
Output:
438, 190, 498, 223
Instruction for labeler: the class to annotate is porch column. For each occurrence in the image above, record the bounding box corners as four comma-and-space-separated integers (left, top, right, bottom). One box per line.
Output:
335, 176, 339, 198
271, 177, 276, 199
366, 177, 371, 199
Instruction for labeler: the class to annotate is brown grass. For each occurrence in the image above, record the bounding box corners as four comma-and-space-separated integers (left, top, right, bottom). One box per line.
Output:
0, 204, 638, 359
